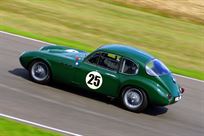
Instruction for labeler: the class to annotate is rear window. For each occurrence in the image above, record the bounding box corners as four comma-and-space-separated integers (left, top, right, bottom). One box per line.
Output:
146, 59, 170, 76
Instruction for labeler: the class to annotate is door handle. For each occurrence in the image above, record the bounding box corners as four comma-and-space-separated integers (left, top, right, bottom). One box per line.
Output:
105, 73, 116, 78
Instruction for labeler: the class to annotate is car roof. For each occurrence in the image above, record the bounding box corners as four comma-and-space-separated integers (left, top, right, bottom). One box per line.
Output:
97, 44, 154, 64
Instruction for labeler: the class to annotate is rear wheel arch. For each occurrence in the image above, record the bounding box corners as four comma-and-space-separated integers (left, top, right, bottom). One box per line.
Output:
119, 85, 149, 100
119, 84, 149, 112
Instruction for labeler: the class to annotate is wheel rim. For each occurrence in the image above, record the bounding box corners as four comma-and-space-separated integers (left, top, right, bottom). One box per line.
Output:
124, 88, 143, 109
31, 62, 48, 81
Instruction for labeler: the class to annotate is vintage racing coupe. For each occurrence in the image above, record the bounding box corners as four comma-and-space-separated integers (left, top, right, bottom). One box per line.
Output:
19, 44, 184, 112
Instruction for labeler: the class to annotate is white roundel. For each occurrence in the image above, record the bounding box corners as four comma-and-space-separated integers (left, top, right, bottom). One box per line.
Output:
86, 71, 103, 90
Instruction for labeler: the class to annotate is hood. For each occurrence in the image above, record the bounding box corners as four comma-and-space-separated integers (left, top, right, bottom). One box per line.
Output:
41, 46, 89, 61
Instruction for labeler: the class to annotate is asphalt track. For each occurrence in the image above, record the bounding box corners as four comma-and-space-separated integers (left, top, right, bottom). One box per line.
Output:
0, 32, 203, 136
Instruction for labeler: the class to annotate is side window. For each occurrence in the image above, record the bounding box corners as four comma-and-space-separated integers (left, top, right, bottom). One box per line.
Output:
120, 59, 138, 74
88, 52, 101, 65
98, 52, 121, 71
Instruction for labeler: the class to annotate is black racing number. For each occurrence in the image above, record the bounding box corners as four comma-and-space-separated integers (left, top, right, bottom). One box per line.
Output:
94, 76, 100, 86
87, 74, 101, 87
87, 74, 94, 85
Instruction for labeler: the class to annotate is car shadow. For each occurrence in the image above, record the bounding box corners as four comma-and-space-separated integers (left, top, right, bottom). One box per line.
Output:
9, 68, 30, 80
9, 68, 168, 116
8, 68, 114, 104
144, 106, 168, 116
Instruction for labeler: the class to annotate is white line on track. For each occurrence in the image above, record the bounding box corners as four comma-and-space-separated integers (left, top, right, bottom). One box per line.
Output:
0, 31, 203, 83
174, 74, 204, 83
0, 113, 83, 136
0, 31, 52, 45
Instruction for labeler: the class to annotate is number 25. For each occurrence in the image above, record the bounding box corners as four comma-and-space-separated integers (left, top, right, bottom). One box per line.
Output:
87, 74, 101, 87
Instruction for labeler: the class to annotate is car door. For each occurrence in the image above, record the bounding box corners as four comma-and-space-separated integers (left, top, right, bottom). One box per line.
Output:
73, 51, 121, 97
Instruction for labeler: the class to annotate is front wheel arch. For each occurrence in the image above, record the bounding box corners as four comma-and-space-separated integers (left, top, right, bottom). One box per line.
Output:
28, 58, 52, 84
27, 58, 50, 69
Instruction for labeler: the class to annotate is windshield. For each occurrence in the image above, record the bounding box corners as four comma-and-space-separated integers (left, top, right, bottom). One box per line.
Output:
146, 59, 170, 76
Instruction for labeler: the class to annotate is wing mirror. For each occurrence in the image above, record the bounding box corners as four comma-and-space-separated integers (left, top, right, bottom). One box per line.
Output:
75, 56, 80, 65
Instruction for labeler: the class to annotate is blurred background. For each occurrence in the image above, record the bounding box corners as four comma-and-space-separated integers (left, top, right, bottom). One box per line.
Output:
0, 0, 203, 80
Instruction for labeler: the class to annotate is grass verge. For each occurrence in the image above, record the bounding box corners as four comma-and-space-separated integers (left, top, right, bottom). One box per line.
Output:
102, 0, 204, 25
0, 117, 62, 136
0, 0, 203, 80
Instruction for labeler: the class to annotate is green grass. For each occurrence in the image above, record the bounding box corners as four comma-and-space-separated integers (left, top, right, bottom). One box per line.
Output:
0, 0, 203, 80
0, 117, 62, 136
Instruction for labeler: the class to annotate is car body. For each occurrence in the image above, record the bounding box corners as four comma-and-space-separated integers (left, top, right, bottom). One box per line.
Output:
19, 44, 184, 112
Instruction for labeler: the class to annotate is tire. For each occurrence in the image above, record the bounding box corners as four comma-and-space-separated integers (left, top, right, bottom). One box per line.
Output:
121, 87, 148, 112
29, 60, 51, 84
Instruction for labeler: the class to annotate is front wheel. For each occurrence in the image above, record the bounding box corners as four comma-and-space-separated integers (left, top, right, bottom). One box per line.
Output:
29, 60, 51, 84
121, 87, 148, 112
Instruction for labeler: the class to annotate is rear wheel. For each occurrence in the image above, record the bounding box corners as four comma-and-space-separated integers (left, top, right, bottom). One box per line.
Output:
121, 87, 148, 112
29, 60, 51, 84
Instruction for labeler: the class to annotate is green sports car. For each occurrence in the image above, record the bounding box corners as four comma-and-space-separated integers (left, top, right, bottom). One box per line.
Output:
19, 44, 184, 112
